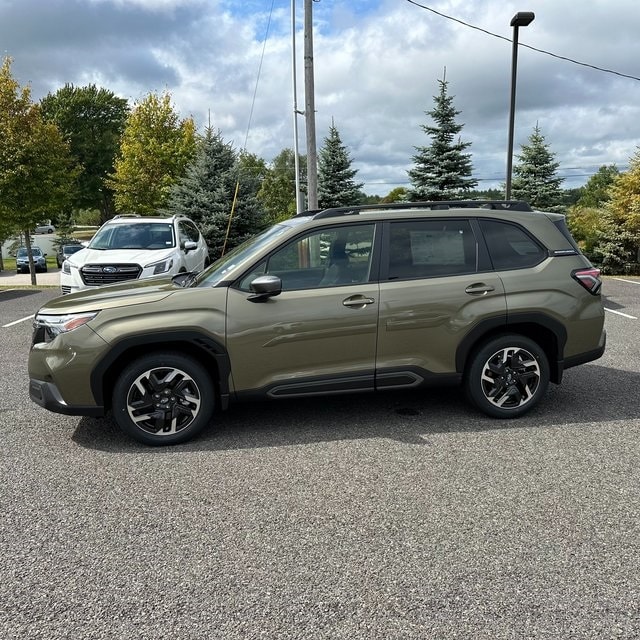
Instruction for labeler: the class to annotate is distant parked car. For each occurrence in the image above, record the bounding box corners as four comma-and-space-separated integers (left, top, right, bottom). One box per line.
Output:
56, 243, 84, 268
34, 223, 55, 234
16, 246, 47, 273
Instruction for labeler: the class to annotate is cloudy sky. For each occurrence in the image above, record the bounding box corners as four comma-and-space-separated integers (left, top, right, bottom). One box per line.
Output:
2, 0, 640, 195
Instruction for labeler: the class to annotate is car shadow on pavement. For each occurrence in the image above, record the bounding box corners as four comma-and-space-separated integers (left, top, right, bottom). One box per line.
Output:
72, 363, 640, 454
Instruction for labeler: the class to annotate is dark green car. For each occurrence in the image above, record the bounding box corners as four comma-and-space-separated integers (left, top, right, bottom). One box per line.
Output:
29, 201, 606, 445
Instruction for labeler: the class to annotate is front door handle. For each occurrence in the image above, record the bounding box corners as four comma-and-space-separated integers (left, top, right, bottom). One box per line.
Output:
343, 295, 375, 308
465, 283, 495, 295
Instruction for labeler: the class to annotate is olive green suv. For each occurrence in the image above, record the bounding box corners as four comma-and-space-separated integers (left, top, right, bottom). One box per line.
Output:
29, 201, 606, 446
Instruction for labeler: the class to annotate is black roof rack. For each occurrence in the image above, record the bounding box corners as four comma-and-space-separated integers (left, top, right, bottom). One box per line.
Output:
299, 200, 532, 220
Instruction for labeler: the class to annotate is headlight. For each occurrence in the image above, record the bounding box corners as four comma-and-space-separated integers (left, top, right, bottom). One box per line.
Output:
62, 260, 75, 274
146, 258, 174, 275
33, 311, 99, 343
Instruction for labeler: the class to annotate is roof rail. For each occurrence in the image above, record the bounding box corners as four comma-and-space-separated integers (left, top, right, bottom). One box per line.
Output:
306, 200, 532, 219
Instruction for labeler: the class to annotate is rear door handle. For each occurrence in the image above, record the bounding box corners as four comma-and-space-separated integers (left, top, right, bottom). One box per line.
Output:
343, 295, 375, 308
465, 283, 495, 295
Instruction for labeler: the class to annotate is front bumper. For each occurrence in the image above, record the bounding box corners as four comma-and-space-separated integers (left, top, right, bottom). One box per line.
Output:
29, 378, 104, 417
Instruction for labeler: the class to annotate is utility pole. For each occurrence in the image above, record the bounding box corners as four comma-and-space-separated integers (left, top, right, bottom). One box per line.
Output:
304, 0, 318, 210
291, 0, 304, 213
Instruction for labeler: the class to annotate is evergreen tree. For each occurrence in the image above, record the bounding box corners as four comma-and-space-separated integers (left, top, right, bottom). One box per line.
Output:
511, 123, 564, 210
165, 127, 267, 260
408, 76, 476, 201
317, 122, 363, 208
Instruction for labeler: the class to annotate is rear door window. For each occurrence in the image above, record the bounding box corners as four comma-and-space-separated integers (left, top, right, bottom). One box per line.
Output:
386, 219, 477, 280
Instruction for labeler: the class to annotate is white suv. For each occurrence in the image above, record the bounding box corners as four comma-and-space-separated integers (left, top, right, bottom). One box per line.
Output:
60, 215, 209, 294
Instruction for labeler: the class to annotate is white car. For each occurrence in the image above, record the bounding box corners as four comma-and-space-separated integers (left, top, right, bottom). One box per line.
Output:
34, 223, 55, 234
60, 215, 209, 294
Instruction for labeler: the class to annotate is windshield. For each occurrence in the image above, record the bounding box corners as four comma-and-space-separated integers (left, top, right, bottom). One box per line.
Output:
17, 248, 40, 257
64, 245, 83, 255
89, 222, 175, 250
196, 223, 292, 287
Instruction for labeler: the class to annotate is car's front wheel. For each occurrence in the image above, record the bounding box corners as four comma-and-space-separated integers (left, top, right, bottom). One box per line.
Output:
465, 334, 549, 418
112, 352, 215, 445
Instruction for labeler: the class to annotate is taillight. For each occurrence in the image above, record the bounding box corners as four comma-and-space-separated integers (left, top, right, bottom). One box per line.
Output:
572, 267, 602, 294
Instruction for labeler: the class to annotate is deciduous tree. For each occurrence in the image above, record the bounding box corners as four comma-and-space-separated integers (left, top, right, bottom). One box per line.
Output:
258, 148, 305, 222
108, 91, 196, 215
0, 57, 77, 283
40, 84, 129, 222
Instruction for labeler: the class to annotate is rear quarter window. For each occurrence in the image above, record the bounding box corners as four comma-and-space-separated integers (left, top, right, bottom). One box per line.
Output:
479, 219, 546, 270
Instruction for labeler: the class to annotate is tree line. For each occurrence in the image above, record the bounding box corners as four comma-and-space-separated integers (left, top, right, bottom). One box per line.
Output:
1, 56, 638, 275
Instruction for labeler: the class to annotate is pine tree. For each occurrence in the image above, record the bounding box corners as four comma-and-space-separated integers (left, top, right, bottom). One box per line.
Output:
408, 76, 476, 201
317, 122, 363, 209
511, 123, 564, 210
165, 127, 267, 260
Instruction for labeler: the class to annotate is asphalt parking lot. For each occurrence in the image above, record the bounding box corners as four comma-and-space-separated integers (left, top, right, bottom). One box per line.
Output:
1, 279, 639, 639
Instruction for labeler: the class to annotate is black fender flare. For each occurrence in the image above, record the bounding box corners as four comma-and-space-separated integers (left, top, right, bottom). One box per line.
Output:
455, 313, 567, 383
90, 330, 231, 408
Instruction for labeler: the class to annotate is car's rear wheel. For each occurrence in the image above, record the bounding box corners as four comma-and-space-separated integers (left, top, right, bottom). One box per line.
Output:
112, 352, 215, 445
465, 334, 549, 418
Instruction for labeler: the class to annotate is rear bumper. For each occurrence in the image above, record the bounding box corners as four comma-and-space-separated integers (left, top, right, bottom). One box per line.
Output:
563, 329, 607, 371
29, 378, 104, 417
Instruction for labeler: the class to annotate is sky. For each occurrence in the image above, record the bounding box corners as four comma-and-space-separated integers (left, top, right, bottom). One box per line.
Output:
2, 0, 640, 196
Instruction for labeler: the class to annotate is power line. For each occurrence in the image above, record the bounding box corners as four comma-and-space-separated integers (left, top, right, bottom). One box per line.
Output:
243, 0, 277, 151
405, 0, 640, 83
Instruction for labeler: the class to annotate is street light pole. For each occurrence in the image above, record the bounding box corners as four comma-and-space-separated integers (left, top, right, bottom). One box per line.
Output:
505, 11, 534, 200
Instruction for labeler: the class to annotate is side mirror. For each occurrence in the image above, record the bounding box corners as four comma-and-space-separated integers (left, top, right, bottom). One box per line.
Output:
247, 275, 282, 302
183, 240, 197, 253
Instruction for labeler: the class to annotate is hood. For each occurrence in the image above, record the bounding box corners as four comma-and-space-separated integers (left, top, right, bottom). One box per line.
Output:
70, 247, 174, 267
39, 278, 178, 313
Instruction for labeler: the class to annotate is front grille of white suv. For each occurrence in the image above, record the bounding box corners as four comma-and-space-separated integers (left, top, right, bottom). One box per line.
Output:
80, 264, 142, 286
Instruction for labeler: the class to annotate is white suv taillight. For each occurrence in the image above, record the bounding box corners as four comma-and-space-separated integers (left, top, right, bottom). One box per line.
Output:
572, 267, 602, 294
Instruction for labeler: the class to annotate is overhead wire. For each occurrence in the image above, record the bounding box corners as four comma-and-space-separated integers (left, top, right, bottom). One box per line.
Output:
405, 0, 640, 83
222, 0, 276, 256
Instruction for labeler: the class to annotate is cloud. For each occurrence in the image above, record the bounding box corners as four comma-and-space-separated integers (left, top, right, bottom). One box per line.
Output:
2, 0, 640, 194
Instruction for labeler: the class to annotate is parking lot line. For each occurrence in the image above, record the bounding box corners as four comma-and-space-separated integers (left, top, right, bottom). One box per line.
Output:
612, 277, 640, 285
604, 307, 637, 320
2, 314, 34, 328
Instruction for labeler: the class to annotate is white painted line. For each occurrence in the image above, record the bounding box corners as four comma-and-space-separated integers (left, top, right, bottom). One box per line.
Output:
604, 307, 637, 320
2, 314, 34, 328
612, 277, 640, 285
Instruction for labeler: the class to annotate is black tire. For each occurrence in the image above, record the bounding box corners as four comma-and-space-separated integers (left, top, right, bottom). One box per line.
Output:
112, 352, 215, 445
464, 334, 549, 418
